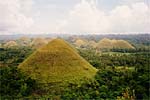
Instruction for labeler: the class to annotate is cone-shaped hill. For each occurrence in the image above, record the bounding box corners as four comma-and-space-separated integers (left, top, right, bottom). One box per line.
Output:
96, 38, 135, 50
19, 39, 97, 84
30, 38, 49, 49
4, 41, 18, 47
74, 39, 87, 47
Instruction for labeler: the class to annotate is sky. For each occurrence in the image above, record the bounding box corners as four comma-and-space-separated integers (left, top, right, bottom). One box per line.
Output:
0, 0, 150, 35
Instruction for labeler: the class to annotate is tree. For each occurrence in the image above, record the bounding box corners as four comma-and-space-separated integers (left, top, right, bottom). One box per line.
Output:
0, 67, 37, 98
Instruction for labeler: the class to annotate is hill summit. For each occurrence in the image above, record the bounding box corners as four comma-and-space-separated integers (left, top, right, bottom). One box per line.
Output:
19, 39, 97, 84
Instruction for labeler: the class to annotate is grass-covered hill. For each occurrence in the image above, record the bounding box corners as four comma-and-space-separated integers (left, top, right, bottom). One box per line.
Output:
72, 38, 135, 50
3, 41, 18, 47
30, 38, 49, 49
18, 38, 97, 84
74, 39, 87, 48
16, 37, 32, 46
1, 37, 52, 49
96, 38, 135, 50
87, 40, 97, 48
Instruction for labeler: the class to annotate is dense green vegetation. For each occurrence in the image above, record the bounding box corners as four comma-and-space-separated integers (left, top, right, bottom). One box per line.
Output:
0, 47, 33, 67
59, 49, 149, 99
0, 39, 149, 99
78, 49, 149, 69
62, 63, 149, 99
0, 66, 37, 99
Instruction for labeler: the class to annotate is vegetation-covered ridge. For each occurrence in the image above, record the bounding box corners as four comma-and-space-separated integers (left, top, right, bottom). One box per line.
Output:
18, 38, 97, 84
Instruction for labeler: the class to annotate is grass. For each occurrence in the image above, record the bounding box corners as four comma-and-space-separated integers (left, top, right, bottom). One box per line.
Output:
74, 39, 87, 47
97, 38, 135, 49
30, 38, 48, 49
18, 38, 97, 84
4, 41, 18, 47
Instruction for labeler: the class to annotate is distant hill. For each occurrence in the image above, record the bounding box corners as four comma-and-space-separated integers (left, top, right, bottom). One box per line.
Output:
3, 41, 18, 47
87, 40, 97, 48
19, 39, 97, 84
96, 38, 135, 50
97, 38, 112, 49
1, 37, 54, 49
73, 38, 134, 50
74, 39, 87, 48
74, 39, 97, 49
30, 38, 49, 49
16, 37, 32, 46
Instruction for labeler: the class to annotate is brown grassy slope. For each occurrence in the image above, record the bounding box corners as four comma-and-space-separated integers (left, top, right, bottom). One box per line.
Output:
18, 38, 97, 84
30, 38, 49, 49
87, 41, 97, 48
74, 39, 87, 47
17, 37, 32, 46
96, 38, 113, 49
4, 41, 18, 47
96, 38, 135, 49
112, 40, 135, 49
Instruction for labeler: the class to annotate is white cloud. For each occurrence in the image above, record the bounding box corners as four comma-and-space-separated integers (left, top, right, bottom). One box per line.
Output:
0, 0, 34, 34
58, 0, 150, 34
109, 2, 150, 33
58, 0, 110, 34
120, 0, 149, 5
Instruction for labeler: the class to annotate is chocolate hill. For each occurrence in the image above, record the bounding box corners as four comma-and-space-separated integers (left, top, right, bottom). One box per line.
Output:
19, 39, 97, 84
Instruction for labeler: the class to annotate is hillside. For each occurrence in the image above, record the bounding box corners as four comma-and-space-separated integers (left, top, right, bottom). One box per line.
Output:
30, 38, 50, 49
87, 40, 97, 48
74, 39, 87, 48
96, 38, 135, 50
16, 37, 31, 46
18, 38, 97, 84
97, 38, 113, 49
3, 41, 18, 47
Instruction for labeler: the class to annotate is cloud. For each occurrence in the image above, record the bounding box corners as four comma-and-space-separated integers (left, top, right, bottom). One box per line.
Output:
0, 0, 149, 34
58, 0, 110, 34
58, 0, 150, 34
0, 0, 34, 34
120, 0, 149, 5
109, 2, 150, 33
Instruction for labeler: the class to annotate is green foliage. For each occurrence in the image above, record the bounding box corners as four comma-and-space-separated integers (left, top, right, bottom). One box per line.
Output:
61, 50, 149, 99
61, 62, 149, 99
61, 69, 123, 99
0, 47, 33, 67
0, 67, 37, 98
61, 79, 100, 100
78, 49, 150, 69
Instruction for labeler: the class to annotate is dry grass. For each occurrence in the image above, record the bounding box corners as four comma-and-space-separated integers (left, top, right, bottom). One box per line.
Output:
87, 41, 97, 48
96, 38, 135, 50
74, 39, 87, 47
4, 41, 18, 47
30, 38, 49, 49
